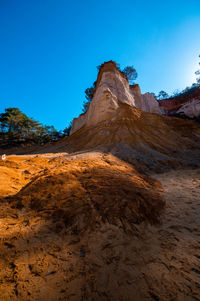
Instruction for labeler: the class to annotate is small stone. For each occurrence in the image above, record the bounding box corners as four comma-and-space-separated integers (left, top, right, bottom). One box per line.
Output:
46, 270, 56, 275
1, 154, 6, 161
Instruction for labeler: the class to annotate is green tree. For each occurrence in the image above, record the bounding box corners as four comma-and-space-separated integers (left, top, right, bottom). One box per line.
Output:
82, 81, 97, 113
172, 89, 180, 97
195, 54, 200, 84
0, 107, 27, 135
82, 101, 91, 114
63, 121, 72, 136
157, 90, 169, 100
0, 107, 60, 145
122, 66, 138, 84
97, 61, 121, 72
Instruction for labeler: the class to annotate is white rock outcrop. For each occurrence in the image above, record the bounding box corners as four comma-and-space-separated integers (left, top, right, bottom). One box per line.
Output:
176, 99, 200, 118
70, 113, 88, 135
141, 93, 161, 114
70, 61, 161, 134
86, 71, 137, 127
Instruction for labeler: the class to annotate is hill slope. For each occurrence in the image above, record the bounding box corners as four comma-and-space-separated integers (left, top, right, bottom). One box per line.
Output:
0, 153, 200, 300
0, 62, 200, 300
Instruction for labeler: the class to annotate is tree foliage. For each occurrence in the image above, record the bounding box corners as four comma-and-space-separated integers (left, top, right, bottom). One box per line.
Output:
97, 62, 121, 72
63, 121, 72, 136
157, 90, 169, 100
195, 54, 200, 84
82, 81, 97, 113
0, 107, 62, 146
122, 66, 138, 84
85, 81, 97, 102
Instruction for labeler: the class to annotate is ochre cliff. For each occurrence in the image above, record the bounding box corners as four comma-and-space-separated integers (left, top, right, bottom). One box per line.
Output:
70, 61, 161, 135
159, 85, 200, 117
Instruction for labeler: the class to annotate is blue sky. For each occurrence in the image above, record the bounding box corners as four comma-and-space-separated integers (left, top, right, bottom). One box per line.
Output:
0, 0, 200, 130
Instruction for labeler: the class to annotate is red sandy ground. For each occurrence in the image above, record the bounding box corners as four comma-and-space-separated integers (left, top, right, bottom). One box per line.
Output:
0, 153, 200, 300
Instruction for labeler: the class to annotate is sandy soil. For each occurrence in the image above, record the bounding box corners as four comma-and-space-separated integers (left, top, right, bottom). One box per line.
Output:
0, 154, 199, 300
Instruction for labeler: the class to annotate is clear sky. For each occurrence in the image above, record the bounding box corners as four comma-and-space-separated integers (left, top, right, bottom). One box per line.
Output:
0, 0, 200, 130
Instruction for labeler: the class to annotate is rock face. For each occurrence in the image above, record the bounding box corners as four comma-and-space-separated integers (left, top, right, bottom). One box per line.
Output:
159, 86, 200, 117
176, 99, 200, 117
70, 61, 161, 134
70, 113, 88, 135
141, 93, 161, 114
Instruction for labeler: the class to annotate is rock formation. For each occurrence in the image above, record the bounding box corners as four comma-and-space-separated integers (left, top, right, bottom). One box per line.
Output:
70, 61, 161, 135
176, 98, 200, 117
1, 62, 200, 301
159, 86, 200, 117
